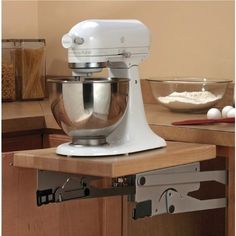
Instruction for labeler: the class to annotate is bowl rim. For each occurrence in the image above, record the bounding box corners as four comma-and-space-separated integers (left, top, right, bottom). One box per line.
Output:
47, 77, 129, 84
147, 77, 232, 84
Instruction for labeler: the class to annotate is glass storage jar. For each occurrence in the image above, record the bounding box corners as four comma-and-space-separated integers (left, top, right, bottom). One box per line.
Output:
2, 40, 17, 101
2, 39, 46, 101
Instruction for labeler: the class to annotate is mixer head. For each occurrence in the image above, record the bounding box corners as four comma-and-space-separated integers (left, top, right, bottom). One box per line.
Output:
61, 19, 150, 76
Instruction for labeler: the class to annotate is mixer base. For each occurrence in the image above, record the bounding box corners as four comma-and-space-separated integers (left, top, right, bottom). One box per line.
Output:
56, 140, 166, 157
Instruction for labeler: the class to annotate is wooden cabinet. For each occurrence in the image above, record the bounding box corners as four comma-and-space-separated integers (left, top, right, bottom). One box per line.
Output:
13, 137, 218, 236
2, 131, 123, 236
2, 130, 230, 236
2, 131, 43, 152
3, 152, 60, 236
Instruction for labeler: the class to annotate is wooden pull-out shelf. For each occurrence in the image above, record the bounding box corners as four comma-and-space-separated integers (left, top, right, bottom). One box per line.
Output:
13, 141, 216, 177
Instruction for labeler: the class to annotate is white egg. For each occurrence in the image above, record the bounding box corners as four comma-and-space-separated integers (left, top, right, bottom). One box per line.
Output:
222, 105, 233, 118
207, 108, 222, 119
226, 108, 236, 118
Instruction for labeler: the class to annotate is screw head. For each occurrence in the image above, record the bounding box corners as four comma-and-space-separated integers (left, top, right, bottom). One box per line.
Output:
168, 205, 175, 214
84, 188, 90, 196
138, 176, 146, 186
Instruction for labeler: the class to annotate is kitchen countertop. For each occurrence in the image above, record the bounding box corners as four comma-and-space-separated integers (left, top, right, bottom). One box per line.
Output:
2, 100, 59, 133
2, 100, 235, 147
146, 104, 235, 147
2, 101, 46, 133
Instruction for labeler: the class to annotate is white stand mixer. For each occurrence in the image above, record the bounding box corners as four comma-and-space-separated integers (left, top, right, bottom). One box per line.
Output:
56, 19, 166, 156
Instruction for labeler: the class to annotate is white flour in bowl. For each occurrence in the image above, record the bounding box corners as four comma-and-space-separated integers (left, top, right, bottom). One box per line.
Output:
158, 91, 222, 111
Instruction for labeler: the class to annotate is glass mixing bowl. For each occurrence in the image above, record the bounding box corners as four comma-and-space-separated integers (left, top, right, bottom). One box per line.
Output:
48, 77, 129, 145
148, 77, 232, 113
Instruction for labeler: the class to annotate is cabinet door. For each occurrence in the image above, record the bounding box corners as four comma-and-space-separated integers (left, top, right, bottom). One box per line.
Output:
3, 154, 123, 236
2, 131, 42, 152
3, 152, 60, 236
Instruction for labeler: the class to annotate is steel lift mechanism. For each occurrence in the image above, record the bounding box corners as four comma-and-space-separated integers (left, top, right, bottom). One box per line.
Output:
36, 162, 226, 219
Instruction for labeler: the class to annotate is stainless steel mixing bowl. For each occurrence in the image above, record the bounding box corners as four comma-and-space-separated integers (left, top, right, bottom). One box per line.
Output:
48, 77, 129, 145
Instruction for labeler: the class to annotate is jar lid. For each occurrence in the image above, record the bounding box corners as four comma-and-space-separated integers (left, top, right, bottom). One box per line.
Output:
2, 39, 46, 44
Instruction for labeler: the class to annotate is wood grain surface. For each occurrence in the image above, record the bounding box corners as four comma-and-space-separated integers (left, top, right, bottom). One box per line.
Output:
14, 141, 216, 177
224, 147, 235, 236
2, 132, 42, 152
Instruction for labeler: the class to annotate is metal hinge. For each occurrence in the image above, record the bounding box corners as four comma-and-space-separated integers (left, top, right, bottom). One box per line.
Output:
132, 162, 227, 219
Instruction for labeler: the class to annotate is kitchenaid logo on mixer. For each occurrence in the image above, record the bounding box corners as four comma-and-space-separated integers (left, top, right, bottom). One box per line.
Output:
69, 50, 92, 56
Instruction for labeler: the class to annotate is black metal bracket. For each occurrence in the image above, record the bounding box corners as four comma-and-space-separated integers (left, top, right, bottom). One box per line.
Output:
132, 200, 152, 220
36, 170, 135, 206
36, 189, 55, 206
